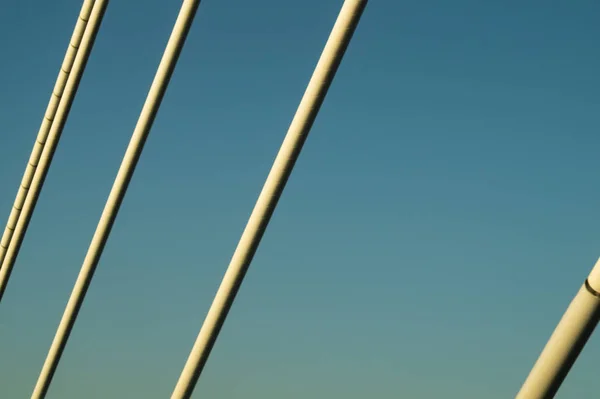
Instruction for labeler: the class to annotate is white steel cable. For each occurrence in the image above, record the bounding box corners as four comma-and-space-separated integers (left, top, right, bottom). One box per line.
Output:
30, 1, 202, 397
515, 257, 600, 399
170, 1, 368, 397
0, 0, 108, 302
0, 0, 95, 268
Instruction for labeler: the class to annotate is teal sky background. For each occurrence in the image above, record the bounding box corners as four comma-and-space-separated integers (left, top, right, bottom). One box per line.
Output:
1, 0, 599, 397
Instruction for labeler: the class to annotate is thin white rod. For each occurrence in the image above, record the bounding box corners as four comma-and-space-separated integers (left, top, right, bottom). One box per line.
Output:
516, 258, 600, 399
0, 0, 95, 268
171, 1, 367, 397
0, 0, 108, 301
30, 1, 201, 397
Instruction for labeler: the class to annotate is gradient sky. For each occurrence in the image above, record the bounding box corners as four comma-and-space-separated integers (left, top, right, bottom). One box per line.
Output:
0, 0, 599, 397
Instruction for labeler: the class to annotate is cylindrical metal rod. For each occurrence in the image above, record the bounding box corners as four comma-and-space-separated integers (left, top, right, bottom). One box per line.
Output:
0, 0, 95, 269
30, 1, 201, 398
0, 0, 108, 302
170, 1, 367, 397
515, 258, 600, 399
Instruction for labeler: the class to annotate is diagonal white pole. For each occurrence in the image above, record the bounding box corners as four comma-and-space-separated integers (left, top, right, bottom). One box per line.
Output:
515, 258, 600, 399
0, 0, 108, 302
0, 0, 95, 269
170, 1, 367, 397
30, 1, 202, 397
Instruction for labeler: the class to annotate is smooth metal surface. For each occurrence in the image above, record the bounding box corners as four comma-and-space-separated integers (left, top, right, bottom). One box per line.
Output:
170, 1, 367, 397
30, 1, 201, 397
0, 0, 107, 302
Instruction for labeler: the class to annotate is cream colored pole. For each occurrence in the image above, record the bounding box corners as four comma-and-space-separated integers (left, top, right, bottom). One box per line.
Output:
0, 0, 95, 267
0, 0, 108, 302
171, 1, 367, 397
30, 1, 201, 397
516, 258, 600, 399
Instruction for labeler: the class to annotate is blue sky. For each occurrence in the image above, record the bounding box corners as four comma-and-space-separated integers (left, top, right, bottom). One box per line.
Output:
0, 0, 599, 397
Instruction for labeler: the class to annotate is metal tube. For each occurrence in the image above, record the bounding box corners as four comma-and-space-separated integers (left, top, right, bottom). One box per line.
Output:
0, 0, 108, 302
30, 1, 201, 397
0, 0, 95, 268
170, 1, 367, 397
515, 258, 600, 399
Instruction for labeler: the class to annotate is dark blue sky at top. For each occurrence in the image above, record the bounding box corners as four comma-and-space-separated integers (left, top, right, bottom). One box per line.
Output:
0, 0, 599, 397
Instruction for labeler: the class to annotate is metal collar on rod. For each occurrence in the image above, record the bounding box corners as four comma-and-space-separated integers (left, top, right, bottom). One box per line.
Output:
170, 1, 368, 397
0, 0, 95, 268
0, 0, 108, 302
30, 1, 201, 397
